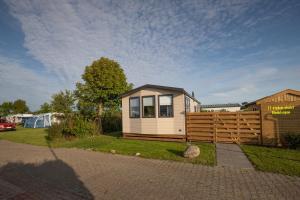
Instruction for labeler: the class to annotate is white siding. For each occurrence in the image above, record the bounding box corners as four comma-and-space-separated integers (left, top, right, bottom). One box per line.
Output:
122, 88, 186, 135
186, 96, 199, 113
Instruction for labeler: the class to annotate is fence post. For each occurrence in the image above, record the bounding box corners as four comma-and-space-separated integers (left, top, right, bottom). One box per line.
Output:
185, 113, 188, 142
213, 113, 217, 143
259, 110, 263, 145
237, 112, 240, 144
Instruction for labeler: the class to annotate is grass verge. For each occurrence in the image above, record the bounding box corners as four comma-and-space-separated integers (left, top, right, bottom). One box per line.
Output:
0, 127, 48, 146
0, 127, 215, 166
241, 145, 300, 176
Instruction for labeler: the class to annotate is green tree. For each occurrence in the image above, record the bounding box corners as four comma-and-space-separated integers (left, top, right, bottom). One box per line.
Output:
51, 90, 75, 113
75, 57, 132, 133
13, 99, 29, 114
38, 102, 52, 113
0, 101, 14, 116
76, 100, 97, 119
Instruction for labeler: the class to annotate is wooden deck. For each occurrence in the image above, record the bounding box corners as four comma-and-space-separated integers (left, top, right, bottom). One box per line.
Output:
123, 133, 185, 142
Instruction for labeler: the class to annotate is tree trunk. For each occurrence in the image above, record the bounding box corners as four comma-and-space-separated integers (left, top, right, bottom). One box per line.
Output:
97, 102, 104, 134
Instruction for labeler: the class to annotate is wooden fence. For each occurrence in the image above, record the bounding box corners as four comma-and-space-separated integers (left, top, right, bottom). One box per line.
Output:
186, 111, 261, 144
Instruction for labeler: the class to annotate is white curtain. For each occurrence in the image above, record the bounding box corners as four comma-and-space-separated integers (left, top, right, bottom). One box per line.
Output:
143, 97, 154, 106
159, 96, 172, 105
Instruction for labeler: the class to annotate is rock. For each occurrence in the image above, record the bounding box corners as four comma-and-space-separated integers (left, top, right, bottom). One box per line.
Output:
183, 145, 200, 158
110, 149, 116, 154
135, 152, 141, 156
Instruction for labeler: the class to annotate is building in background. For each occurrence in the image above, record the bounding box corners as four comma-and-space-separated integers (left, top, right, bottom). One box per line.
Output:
200, 103, 241, 112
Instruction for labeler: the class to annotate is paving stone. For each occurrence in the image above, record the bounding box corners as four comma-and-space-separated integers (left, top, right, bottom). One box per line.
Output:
216, 143, 254, 169
0, 140, 299, 200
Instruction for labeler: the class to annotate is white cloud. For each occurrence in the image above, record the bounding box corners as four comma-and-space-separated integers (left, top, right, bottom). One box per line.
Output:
4, 0, 267, 86
0, 56, 60, 110
3, 0, 299, 109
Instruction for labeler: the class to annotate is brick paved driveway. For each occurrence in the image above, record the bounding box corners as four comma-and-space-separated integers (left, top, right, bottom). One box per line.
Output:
0, 140, 299, 200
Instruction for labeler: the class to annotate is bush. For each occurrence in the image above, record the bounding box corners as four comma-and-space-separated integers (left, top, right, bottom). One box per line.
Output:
102, 112, 122, 133
284, 133, 300, 149
47, 114, 98, 140
48, 123, 64, 140
63, 115, 98, 138
47, 111, 122, 140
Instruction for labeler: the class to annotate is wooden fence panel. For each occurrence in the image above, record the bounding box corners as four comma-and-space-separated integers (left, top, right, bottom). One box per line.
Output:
186, 111, 261, 144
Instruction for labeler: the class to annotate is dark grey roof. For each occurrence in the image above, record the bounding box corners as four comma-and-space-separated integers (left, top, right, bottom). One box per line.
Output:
201, 103, 241, 108
121, 84, 200, 104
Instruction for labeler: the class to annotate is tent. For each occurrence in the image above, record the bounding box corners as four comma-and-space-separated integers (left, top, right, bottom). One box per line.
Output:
24, 113, 52, 128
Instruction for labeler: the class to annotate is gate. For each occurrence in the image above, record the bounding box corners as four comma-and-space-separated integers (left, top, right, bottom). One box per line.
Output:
186, 111, 261, 144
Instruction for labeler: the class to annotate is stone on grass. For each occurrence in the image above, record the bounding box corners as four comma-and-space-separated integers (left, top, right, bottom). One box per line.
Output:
135, 152, 141, 156
183, 145, 200, 158
110, 149, 116, 154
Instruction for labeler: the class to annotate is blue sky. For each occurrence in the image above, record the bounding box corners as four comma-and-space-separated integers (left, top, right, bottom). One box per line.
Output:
1, 0, 300, 111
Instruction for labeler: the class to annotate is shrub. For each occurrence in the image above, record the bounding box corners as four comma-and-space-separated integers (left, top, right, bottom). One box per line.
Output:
48, 123, 64, 140
102, 112, 122, 133
284, 133, 300, 149
47, 114, 98, 140
63, 115, 98, 138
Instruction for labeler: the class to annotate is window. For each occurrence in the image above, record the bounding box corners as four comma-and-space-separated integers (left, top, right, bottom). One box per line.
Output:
185, 96, 190, 112
194, 105, 200, 112
142, 96, 155, 118
129, 97, 140, 118
159, 95, 173, 117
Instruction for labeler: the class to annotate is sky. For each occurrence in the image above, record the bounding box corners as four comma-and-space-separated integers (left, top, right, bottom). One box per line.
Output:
0, 0, 300, 111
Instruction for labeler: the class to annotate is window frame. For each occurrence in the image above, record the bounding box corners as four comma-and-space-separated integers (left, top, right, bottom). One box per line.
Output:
129, 96, 140, 118
142, 95, 156, 118
158, 94, 174, 118
185, 96, 191, 113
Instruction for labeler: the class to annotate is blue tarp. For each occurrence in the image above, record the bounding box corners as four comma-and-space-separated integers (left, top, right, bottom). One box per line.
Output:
24, 113, 52, 128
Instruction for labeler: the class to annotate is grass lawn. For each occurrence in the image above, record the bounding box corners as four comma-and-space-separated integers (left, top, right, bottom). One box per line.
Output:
0, 127, 48, 146
241, 145, 300, 176
0, 127, 215, 166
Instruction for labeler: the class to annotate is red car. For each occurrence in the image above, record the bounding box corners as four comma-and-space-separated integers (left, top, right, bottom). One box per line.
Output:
0, 119, 16, 131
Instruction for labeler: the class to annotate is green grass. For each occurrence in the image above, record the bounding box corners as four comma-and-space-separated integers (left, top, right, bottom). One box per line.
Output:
241, 145, 300, 176
0, 127, 215, 166
0, 127, 48, 146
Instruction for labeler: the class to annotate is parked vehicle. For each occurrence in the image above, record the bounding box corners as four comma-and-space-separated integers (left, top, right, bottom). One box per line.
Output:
0, 119, 16, 131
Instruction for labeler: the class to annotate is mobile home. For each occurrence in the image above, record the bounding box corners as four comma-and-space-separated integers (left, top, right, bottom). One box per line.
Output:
121, 84, 200, 141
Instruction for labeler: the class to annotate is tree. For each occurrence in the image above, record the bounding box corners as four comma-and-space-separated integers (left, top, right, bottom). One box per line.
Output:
38, 102, 52, 113
0, 101, 14, 116
13, 99, 29, 114
75, 57, 132, 133
76, 100, 97, 119
242, 102, 249, 105
51, 90, 75, 113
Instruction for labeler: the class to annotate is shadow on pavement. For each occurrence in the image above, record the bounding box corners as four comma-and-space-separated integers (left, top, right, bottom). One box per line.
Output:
0, 160, 94, 199
0, 140, 94, 199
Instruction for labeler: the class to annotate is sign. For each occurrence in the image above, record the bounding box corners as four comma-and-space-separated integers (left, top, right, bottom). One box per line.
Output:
267, 105, 295, 115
